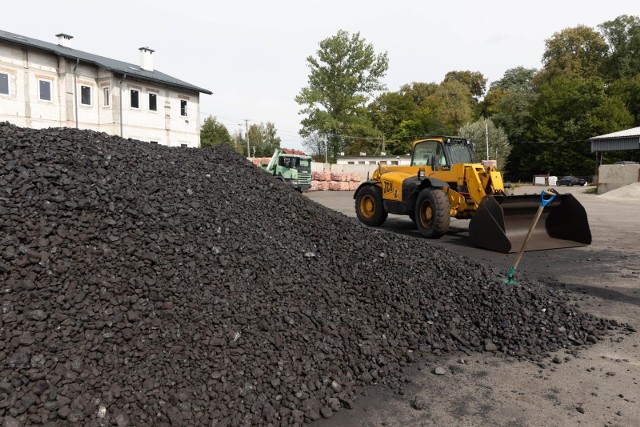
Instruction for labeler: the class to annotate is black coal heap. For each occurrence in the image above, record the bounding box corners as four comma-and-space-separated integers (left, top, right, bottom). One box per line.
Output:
0, 123, 614, 426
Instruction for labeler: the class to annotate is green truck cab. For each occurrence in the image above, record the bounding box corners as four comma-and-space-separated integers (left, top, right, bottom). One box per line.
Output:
261, 148, 312, 192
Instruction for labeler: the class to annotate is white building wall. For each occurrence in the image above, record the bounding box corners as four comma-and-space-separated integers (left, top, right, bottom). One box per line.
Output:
1, 42, 32, 127
0, 40, 202, 147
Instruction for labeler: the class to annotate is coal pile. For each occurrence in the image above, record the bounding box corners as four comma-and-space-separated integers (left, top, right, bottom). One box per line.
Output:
0, 122, 618, 426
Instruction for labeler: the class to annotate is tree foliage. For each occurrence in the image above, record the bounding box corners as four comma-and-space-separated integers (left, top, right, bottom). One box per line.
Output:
295, 15, 640, 177
507, 76, 634, 180
481, 67, 538, 144
539, 25, 609, 82
200, 116, 234, 150
599, 15, 640, 81
458, 118, 511, 171
444, 70, 487, 99
247, 122, 282, 157
296, 30, 388, 162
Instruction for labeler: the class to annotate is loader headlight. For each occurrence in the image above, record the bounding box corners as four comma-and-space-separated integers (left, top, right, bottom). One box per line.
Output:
418, 168, 425, 179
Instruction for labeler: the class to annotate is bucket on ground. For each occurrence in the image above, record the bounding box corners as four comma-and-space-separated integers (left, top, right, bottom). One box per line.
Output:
469, 194, 592, 253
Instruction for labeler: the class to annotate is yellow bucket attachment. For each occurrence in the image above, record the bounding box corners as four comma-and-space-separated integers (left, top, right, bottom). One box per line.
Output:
469, 194, 592, 253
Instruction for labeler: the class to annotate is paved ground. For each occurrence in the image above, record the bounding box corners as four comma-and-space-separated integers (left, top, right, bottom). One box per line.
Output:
305, 185, 640, 427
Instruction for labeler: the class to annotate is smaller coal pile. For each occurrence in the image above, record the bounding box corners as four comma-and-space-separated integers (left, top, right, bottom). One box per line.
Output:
0, 123, 620, 426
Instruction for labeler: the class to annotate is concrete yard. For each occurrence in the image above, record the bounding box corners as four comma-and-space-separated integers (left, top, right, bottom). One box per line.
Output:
306, 185, 640, 427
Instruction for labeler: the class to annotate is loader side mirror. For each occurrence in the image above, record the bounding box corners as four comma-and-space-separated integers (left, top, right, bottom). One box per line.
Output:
418, 168, 425, 179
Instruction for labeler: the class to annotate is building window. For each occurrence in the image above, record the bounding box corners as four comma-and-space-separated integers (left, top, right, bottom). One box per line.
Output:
180, 100, 187, 116
130, 89, 139, 108
0, 72, 8, 95
149, 93, 157, 111
80, 85, 91, 105
39, 79, 52, 101
103, 87, 110, 107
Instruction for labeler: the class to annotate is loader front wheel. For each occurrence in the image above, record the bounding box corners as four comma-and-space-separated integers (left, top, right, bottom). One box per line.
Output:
415, 188, 450, 238
355, 185, 388, 227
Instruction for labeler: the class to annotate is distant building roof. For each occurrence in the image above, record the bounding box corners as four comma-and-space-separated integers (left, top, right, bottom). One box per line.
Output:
590, 127, 640, 152
0, 29, 212, 95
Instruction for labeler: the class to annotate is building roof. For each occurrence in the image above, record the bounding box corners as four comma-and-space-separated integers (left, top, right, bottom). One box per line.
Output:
590, 126, 640, 140
590, 126, 640, 152
0, 30, 212, 95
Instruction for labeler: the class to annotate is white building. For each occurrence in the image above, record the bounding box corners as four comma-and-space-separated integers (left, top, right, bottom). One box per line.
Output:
0, 30, 212, 147
336, 154, 412, 166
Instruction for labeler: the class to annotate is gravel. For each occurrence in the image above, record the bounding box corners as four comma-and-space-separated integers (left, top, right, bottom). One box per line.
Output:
0, 122, 621, 426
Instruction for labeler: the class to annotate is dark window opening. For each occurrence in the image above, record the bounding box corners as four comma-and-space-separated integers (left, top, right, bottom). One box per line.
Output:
180, 100, 187, 116
39, 80, 51, 101
130, 89, 139, 108
81, 85, 91, 105
149, 93, 157, 111
103, 87, 110, 107
0, 73, 9, 95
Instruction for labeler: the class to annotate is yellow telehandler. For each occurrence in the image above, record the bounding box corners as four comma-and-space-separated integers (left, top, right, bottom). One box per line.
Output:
354, 136, 591, 253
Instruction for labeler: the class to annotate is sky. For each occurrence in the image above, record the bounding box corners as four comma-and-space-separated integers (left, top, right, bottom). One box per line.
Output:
5, 1, 639, 151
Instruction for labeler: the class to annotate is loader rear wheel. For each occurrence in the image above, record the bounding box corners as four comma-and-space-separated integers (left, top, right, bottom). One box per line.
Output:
415, 188, 450, 238
355, 186, 388, 226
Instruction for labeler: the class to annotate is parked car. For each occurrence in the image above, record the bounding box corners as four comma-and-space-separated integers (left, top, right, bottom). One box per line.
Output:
556, 176, 587, 186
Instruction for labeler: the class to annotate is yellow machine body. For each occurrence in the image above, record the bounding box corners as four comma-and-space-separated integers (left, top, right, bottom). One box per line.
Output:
354, 136, 592, 253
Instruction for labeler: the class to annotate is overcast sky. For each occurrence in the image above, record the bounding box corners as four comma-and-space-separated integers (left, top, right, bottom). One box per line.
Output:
6, 1, 639, 150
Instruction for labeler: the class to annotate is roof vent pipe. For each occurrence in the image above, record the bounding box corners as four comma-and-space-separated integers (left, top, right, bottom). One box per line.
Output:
139, 47, 154, 71
56, 33, 73, 48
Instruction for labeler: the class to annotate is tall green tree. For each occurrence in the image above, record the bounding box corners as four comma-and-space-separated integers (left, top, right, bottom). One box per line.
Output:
444, 70, 487, 99
599, 15, 640, 81
482, 67, 538, 143
510, 75, 633, 180
247, 122, 282, 157
538, 25, 609, 82
200, 116, 234, 149
427, 80, 477, 133
458, 118, 511, 172
296, 30, 389, 163
608, 75, 640, 124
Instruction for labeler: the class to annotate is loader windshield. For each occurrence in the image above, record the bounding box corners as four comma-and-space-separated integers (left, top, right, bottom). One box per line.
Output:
445, 143, 474, 164
412, 141, 446, 167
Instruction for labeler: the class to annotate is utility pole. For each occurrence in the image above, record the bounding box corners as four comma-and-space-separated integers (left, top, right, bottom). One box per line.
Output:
244, 119, 250, 158
485, 120, 489, 161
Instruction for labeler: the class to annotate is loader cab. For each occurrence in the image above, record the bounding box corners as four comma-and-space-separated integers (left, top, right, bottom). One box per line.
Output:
411, 137, 474, 169
412, 140, 447, 168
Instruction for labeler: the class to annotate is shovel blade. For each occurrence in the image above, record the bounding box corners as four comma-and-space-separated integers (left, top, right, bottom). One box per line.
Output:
469, 194, 592, 253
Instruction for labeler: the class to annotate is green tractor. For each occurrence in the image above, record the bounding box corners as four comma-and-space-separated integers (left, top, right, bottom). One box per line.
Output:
261, 148, 312, 192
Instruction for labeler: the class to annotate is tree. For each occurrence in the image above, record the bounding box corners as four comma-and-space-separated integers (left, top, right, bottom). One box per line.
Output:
296, 30, 389, 162
444, 70, 487, 99
246, 122, 282, 157
427, 80, 477, 134
458, 118, 511, 171
482, 67, 538, 144
302, 132, 328, 162
608, 75, 640, 123
200, 116, 234, 149
489, 66, 537, 93
510, 75, 634, 180
538, 25, 609, 82
599, 15, 640, 81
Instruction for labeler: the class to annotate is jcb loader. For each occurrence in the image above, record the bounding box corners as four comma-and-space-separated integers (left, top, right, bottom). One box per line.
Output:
353, 136, 591, 253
